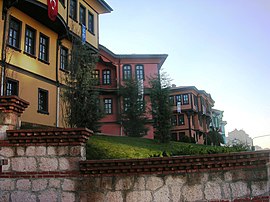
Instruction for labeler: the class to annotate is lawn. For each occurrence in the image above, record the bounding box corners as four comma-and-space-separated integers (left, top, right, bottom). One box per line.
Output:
86, 135, 247, 160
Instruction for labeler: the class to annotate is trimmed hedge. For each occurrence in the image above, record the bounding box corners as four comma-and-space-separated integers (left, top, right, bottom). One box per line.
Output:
86, 135, 248, 160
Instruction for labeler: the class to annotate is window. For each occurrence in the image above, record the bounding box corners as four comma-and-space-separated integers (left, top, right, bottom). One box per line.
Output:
171, 115, 177, 126
38, 88, 49, 114
123, 65, 131, 80
123, 97, 130, 112
92, 70, 100, 84
169, 96, 175, 105
182, 94, 189, 105
178, 114, 185, 125
175, 95, 181, 104
102, 70, 111, 85
8, 17, 21, 49
24, 26, 36, 55
79, 4, 86, 25
104, 98, 112, 114
70, 0, 77, 20
60, 46, 68, 70
135, 65, 144, 80
88, 11, 94, 33
39, 34, 49, 62
6, 78, 19, 96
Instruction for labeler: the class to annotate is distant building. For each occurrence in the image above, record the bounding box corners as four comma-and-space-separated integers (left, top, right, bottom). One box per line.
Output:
169, 85, 214, 144
210, 109, 227, 143
227, 129, 252, 146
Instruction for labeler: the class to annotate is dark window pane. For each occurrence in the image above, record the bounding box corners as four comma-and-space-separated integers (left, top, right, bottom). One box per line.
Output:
6, 79, 19, 96
8, 17, 21, 48
88, 11, 94, 33
38, 89, 49, 113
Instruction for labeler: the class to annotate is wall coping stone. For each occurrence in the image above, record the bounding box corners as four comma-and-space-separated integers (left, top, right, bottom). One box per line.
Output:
4, 128, 93, 146
80, 150, 270, 177
0, 96, 29, 115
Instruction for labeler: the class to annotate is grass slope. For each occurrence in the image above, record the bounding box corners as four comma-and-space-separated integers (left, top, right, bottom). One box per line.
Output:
86, 135, 247, 160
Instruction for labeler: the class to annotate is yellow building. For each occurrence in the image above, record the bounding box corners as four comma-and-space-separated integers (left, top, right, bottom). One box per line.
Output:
0, 0, 112, 127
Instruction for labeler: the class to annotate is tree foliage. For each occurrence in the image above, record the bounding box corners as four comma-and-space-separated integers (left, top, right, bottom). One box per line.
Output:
62, 39, 103, 131
149, 72, 172, 143
120, 79, 148, 137
205, 128, 225, 146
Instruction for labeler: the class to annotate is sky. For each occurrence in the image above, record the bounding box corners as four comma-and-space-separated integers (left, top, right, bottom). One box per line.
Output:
99, 0, 270, 149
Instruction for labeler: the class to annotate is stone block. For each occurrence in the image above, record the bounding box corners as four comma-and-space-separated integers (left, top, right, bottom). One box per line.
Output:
11, 191, 36, 202
38, 190, 58, 202
106, 191, 123, 202
224, 172, 233, 182
115, 176, 134, 191
251, 181, 268, 197
26, 146, 46, 156
49, 179, 61, 189
146, 176, 164, 191
0, 191, 10, 202
59, 157, 79, 170
62, 179, 76, 191
61, 192, 76, 202
57, 146, 69, 156
0, 179, 15, 191
47, 147, 56, 156
204, 181, 222, 200
153, 186, 170, 202
133, 177, 146, 191
32, 179, 48, 191
16, 179, 31, 190
101, 177, 113, 190
182, 184, 203, 201
230, 181, 250, 198
16, 147, 25, 156
83, 192, 105, 202
11, 157, 37, 171
0, 147, 14, 157
70, 146, 83, 156
165, 175, 186, 186
126, 191, 152, 202
170, 185, 182, 202
38, 157, 58, 171
221, 182, 231, 200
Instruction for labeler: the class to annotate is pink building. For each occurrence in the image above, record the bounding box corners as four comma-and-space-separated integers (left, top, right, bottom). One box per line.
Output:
96, 45, 167, 138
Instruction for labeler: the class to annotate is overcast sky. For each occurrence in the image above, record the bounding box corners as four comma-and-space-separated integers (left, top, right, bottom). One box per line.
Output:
99, 0, 270, 149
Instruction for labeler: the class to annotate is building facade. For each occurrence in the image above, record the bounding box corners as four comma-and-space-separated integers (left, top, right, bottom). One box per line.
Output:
210, 109, 227, 144
169, 85, 215, 144
0, 0, 113, 128
96, 45, 167, 139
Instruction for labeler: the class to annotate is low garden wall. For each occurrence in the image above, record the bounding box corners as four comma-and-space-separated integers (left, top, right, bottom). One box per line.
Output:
0, 129, 269, 201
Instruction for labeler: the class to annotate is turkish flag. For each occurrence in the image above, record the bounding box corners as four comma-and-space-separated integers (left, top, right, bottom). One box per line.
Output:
48, 0, 58, 21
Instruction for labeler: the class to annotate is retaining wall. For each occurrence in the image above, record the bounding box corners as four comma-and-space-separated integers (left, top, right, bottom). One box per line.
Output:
0, 128, 269, 201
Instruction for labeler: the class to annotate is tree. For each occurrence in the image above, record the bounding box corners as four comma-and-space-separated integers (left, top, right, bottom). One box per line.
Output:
205, 128, 225, 146
149, 72, 172, 143
62, 39, 103, 131
120, 78, 148, 137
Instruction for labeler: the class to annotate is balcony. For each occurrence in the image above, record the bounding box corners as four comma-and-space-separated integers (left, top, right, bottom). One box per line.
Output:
13, 0, 67, 36
94, 79, 118, 92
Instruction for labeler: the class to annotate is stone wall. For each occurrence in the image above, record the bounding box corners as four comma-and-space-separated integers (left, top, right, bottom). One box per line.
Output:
0, 128, 269, 201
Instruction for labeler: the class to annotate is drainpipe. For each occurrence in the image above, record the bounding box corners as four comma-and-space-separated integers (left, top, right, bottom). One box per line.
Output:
118, 58, 122, 136
1, 7, 8, 96
55, 38, 61, 127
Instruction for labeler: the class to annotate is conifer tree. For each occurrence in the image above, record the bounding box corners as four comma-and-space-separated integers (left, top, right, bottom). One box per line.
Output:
62, 39, 103, 131
149, 72, 172, 143
120, 79, 148, 137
